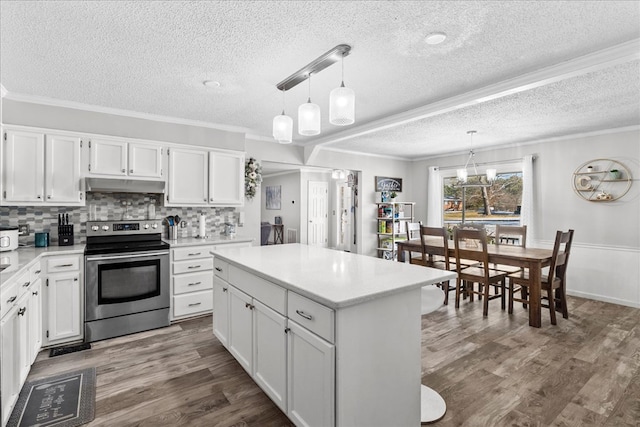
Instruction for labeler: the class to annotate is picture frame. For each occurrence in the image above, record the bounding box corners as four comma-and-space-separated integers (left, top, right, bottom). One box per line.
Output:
375, 176, 402, 192
266, 185, 281, 210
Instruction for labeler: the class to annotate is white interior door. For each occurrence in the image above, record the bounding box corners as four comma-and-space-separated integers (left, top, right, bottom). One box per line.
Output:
308, 181, 328, 247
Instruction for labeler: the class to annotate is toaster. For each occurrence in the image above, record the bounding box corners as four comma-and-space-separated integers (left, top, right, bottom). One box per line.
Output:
0, 226, 19, 252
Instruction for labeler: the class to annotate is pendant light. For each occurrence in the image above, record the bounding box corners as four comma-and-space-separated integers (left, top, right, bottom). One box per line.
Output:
298, 73, 321, 136
272, 89, 293, 144
329, 53, 355, 126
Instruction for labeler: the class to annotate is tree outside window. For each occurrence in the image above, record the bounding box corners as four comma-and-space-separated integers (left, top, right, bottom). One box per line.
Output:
443, 172, 523, 234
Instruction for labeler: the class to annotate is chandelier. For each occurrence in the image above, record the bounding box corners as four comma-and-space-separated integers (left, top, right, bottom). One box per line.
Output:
456, 131, 496, 187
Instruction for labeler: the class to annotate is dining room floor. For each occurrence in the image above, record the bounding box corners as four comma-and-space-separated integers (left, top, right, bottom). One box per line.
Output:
24, 295, 639, 426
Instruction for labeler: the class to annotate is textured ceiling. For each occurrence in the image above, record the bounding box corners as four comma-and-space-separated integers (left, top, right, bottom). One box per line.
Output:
1, 1, 639, 159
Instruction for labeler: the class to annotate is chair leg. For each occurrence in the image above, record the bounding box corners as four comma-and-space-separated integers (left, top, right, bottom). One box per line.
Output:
482, 280, 490, 316
500, 279, 506, 310
558, 280, 569, 319
443, 280, 449, 305
508, 279, 514, 314
455, 278, 461, 308
548, 288, 557, 325
522, 287, 528, 309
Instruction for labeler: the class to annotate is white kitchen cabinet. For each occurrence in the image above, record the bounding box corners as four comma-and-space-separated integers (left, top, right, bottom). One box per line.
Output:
2, 129, 84, 205
28, 279, 43, 364
209, 150, 244, 206
16, 292, 30, 385
1, 304, 19, 427
3, 129, 44, 202
45, 134, 83, 204
228, 285, 254, 373
87, 137, 128, 176
253, 299, 287, 412
167, 147, 209, 206
44, 255, 83, 345
87, 138, 164, 179
171, 245, 214, 320
213, 277, 230, 347
287, 319, 335, 427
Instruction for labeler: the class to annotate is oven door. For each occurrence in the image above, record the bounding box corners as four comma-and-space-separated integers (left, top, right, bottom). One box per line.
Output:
85, 250, 169, 322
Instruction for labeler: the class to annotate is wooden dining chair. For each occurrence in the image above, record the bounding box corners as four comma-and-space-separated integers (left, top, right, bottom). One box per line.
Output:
419, 225, 455, 304
493, 225, 528, 274
406, 221, 424, 265
453, 228, 508, 316
508, 229, 574, 325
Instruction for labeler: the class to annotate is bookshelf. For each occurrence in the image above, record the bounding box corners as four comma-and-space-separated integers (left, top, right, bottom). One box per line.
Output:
376, 202, 415, 260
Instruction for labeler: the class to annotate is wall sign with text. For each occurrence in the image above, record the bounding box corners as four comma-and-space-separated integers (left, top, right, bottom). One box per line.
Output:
375, 176, 403, 192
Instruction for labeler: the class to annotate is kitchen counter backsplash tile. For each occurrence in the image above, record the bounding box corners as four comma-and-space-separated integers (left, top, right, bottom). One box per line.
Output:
0, 192, 238, 245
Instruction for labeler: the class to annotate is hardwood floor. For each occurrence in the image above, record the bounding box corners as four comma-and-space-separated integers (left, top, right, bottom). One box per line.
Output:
26, 296, 639, 426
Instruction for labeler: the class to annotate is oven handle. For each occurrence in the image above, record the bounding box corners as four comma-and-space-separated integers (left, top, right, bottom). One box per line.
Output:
86, 251, 169, 261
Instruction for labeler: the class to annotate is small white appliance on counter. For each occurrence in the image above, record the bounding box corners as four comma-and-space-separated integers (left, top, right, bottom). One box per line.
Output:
0, 226, 19, 252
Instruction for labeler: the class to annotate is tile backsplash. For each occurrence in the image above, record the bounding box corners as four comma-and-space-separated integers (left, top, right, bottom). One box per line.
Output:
0, 192, 238, 246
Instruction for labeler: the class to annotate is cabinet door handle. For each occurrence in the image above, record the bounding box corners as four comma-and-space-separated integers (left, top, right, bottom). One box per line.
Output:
35, 270, 41, 274
188, 265, 201, 269
74, 277, 78, 281
47, 195, 52, 199
122, 169, 126, 173
32, 291, 38, 296
284, 327, 291, 334
215, 267, 222, 272
245, 302, 254, 310
23, 281, 30, 287
130, 169, 134, 173
7, 296, 16, 303
55, 264, 74, 268
210, 198, 213, 202
188, 252, 202, 256
18, 307, 26, 316
203, 198, 207, 202
188, 281, 202, 286
37, 195, 42, 199
222, 287, 228, 292
188, 302, 202, 307
295, 310, 313, 320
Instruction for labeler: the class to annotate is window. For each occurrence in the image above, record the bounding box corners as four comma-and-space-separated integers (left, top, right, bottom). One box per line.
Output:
443, 171, 523, 234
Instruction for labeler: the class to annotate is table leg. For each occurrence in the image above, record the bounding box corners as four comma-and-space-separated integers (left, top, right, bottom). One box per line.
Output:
528, 260, 542, 327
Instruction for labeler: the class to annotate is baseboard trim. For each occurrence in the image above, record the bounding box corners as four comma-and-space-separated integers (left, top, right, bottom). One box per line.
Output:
567, 290, 640, 309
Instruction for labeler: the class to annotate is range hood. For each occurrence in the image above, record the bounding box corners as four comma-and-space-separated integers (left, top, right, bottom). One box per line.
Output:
85, 178, 165, 194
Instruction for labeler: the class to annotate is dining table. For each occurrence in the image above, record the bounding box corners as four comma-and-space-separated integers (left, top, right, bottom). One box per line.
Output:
396, 238, 554, 328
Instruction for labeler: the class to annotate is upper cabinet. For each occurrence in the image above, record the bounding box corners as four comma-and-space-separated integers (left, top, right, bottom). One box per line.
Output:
167, 147, 209, 206
209, 151, 244, 206
2, 129, 84, 206
167, 148, 244, 207
86, 138, 164, 179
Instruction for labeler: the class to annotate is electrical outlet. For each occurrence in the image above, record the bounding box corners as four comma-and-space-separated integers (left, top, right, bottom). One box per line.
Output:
18, 224, 30, 235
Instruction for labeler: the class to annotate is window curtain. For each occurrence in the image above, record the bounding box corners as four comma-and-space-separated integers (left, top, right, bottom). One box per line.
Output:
521, 155, 534, 246
427, 166, 443, 227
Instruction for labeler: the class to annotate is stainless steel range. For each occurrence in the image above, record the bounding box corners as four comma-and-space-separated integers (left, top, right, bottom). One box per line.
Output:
84, 220, 170, 342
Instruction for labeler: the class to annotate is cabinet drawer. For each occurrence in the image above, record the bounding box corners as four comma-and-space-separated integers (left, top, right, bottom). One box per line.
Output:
288, 292, 335, 344
213, 258, 229, 281
229, 266, 286, 315
173, 291, 213, 317
173, 258, 213, 274
173, 271, 213, 295
29, 261, 43, 283
46, 256, 80, 272
173, 246, 214, 262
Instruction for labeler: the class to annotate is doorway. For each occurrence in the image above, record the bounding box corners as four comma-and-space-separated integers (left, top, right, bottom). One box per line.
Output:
307, 181, 328, 247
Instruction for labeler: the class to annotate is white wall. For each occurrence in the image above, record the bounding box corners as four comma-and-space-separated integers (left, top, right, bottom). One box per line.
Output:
409, 129, 640, 308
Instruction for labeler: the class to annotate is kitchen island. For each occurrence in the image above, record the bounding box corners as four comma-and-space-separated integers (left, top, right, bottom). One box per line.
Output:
211, 244, 455, 427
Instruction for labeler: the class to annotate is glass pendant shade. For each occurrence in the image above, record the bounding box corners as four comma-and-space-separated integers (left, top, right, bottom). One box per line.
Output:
298, 100, 321, 136
486, 168, 497, 182
329, 82, 355, 126
272, 112, 293, 144
457, 169, 468, 183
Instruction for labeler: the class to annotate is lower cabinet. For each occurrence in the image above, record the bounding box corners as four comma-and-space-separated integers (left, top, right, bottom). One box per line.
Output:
1, 304, 20, 427
171, 242, 251, 321
44, 254, 83, 346
214, 260, 335, 426
28, 279, 43, 364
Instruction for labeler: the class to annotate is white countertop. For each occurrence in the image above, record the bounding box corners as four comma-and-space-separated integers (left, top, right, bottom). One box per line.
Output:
212, 243, 455, 309
164, 235, 253, 247
0, 244, 85, 287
